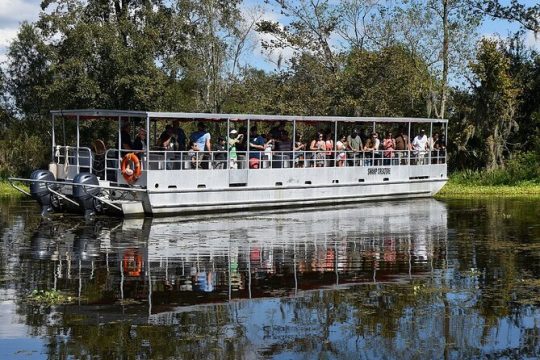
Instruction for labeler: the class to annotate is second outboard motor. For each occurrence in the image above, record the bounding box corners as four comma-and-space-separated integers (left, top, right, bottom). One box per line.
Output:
30, 170, 56, 216
72, 173, 100, 218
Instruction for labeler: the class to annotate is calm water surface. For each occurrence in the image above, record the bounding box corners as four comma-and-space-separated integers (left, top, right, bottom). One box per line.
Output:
0, 197, 538, 359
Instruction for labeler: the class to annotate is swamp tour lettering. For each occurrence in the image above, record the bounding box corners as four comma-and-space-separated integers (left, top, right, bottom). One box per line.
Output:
368, 168, 391, 175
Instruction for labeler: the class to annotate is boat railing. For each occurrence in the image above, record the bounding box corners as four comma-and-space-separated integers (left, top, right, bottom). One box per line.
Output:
83, 148, 448, 181
53, 146, 94, 179
134, 149, 447, 170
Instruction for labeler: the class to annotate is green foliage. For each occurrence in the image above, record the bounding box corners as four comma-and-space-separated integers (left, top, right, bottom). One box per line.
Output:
0, 118, 50, 178
342, 46, 433, 117
27, 289, 75, 305
449, 151, 540, 186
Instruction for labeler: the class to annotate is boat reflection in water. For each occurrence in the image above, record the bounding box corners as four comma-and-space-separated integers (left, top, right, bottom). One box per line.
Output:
20, 198, 540, 359
30, 198, 447, 309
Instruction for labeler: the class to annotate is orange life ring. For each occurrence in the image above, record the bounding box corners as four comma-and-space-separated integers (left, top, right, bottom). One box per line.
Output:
123, 250, 143, 277
121, 153, 142, 184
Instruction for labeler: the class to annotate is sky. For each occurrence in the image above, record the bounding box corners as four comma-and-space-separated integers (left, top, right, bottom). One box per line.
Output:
0, 0, 539, 71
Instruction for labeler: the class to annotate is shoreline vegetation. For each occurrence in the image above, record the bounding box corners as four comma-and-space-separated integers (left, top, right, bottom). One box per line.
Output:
0, 181, 28, 198
437, 182, 540, 198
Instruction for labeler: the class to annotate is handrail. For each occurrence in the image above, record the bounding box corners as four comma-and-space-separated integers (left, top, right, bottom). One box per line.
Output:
8, 177, 148, 192
53, 145, 94, 177
99, 148, 446, 179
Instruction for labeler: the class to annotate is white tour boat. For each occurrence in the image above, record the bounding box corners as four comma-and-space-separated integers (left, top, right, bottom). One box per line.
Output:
9, 109, 448, 217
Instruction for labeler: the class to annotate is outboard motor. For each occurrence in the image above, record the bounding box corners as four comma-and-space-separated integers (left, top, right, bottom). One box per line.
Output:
30, 170, 57, 216
72, 173, 100, 218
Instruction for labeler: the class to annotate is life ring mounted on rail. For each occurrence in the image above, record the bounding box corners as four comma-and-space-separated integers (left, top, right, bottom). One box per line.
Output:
121, 153, 142, 184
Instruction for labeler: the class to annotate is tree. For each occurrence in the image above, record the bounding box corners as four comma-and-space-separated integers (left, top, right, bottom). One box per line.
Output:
257, 0, 340, 73
470, 39, 520, 169
473, 0, 540, 32
341, 45, 433, 117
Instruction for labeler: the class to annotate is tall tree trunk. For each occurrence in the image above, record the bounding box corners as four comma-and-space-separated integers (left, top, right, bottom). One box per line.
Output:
440, 0, 449, 119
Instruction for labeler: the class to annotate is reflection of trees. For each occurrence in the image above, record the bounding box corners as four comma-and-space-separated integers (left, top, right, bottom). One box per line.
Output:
1, 199, 539, 358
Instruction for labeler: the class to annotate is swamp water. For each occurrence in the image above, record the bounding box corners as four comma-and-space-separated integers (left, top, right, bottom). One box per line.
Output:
0, 197, 538, 359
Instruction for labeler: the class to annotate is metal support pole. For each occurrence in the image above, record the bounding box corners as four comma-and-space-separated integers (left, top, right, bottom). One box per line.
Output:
51, 115, 56, 162
76, 115, 80, 171
146, 114, 150, 171
293, 119, 296, 167
247, 118, 250, 170
408, 121, 411, 165
334, 120, 338, 166
118, 116, 122, 162
429, 121, 433, 164
226, 118, 230, 171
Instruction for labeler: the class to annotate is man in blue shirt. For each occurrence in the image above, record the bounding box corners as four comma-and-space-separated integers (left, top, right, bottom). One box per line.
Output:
190, 122, 211, 168
248, 126, 266, 160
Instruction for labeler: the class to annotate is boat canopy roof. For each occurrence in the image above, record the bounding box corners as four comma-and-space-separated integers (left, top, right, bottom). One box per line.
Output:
50, 109, 448, 124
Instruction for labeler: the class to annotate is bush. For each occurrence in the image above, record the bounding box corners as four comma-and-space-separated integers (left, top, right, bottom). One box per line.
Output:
449, 151, 540, 186
0, 122, 49, 178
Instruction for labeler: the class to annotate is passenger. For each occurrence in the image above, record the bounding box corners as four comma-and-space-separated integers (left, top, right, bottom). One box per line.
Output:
428, 132, 439, 164
435, 134, 447, 164
325, 132, 334, 167
383, 131, 396, 165
228, 129, 243, 169
274, 131, 293, 168
363, 133, 377, 166
248, 126, 266, 164
373, 132, 382, 165
133, 128, 147, 161
293, 134, 306, 168
187, 140, 200, 169
347, 128, 362, 166
270, 121, 285, 140
309, 132, 326, 167
120, 122, 133, 151
212, 137, 227, 169
263, 133, 275, 168
237, 126, 248, 166
249, 158, 260, 169
172, 120, 187, 151
336, 135, 347, 167
395, 128, 410, 164
190, 122, 211, 169
412, 129, 428, 165
157, 124, 175, 150
157, 125, 176, 169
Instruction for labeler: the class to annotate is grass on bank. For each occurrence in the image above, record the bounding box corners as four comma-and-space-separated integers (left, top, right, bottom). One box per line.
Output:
437, 181, 540, 198
0, 180, 28, 198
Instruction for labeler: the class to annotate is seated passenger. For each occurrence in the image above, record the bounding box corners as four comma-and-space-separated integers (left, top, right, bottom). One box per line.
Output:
212, 137, 227, 169
249, 158, 260, 169
187, 140, 200, 169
